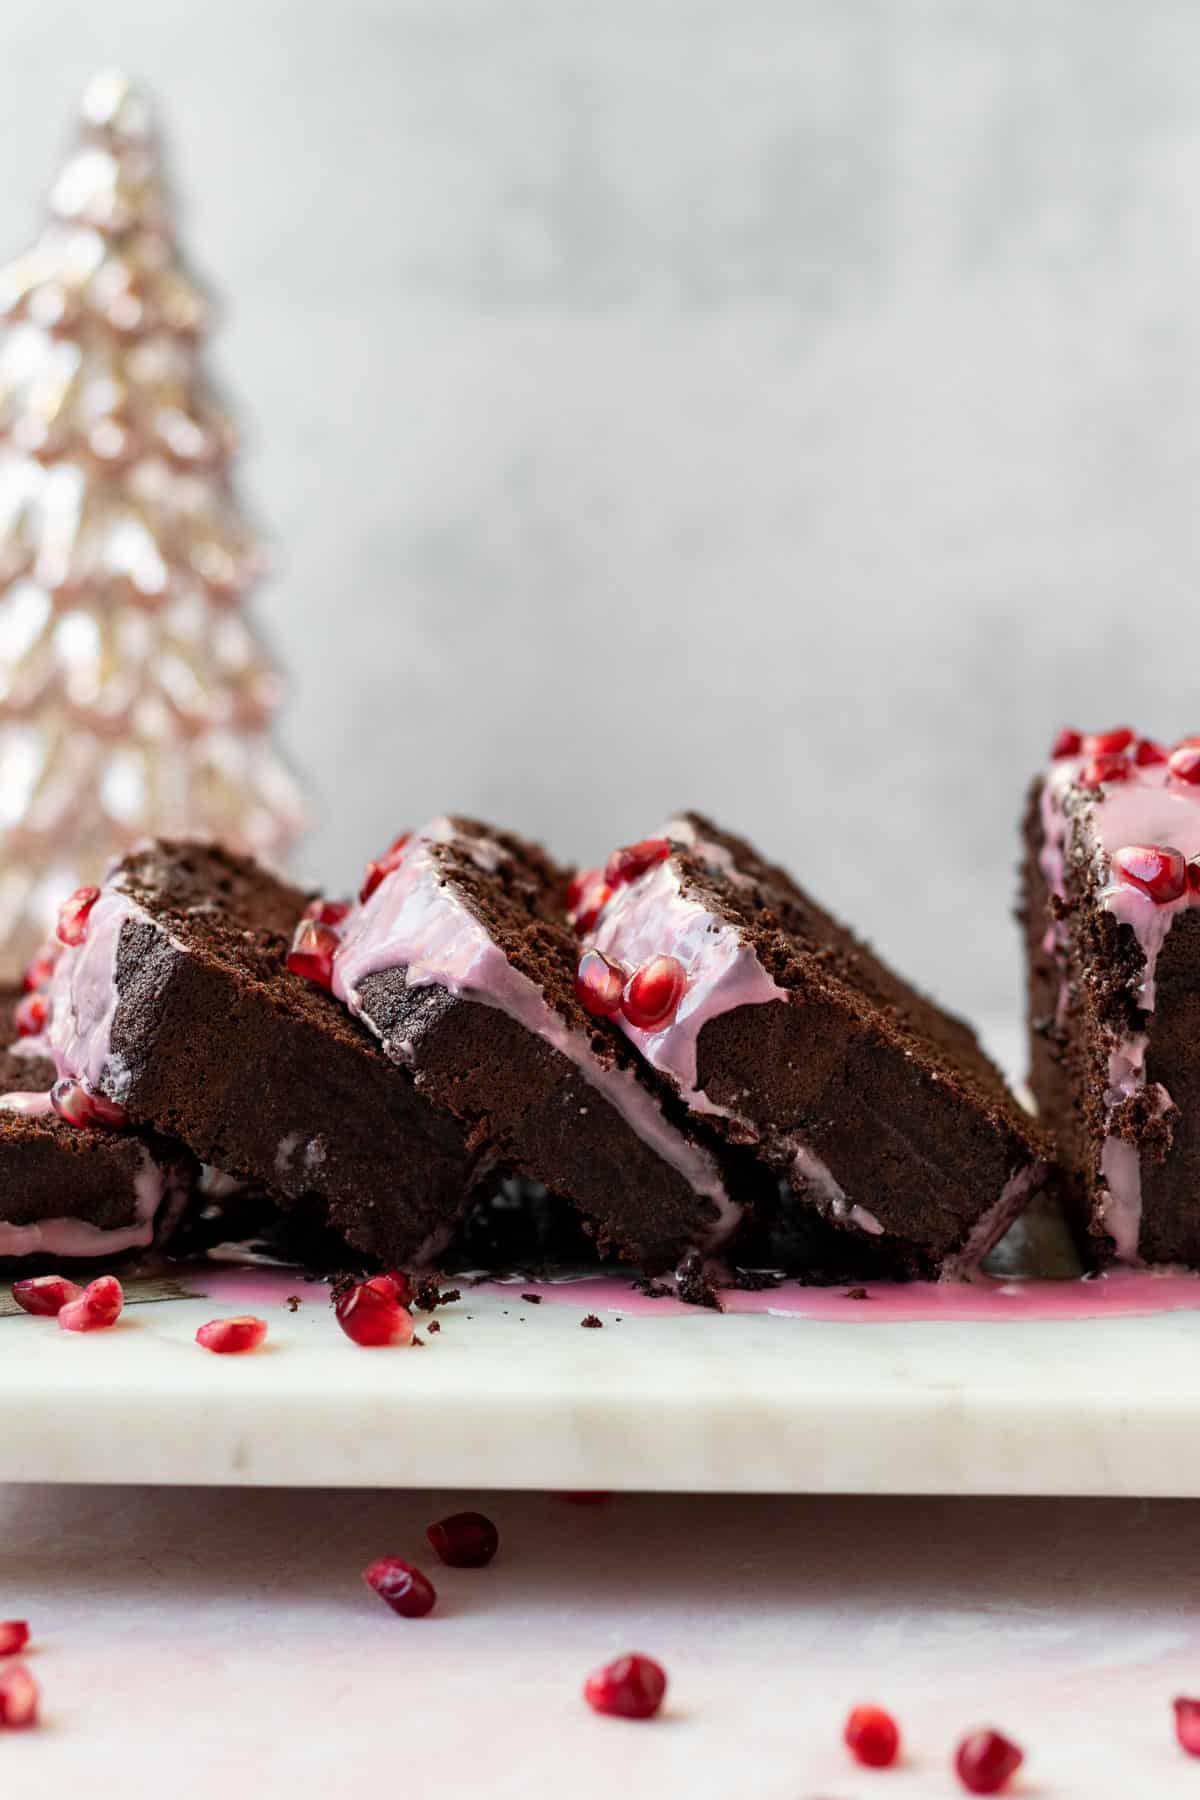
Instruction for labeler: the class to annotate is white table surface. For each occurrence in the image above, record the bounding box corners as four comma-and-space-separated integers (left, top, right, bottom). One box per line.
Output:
3, 1481, 1199, 1799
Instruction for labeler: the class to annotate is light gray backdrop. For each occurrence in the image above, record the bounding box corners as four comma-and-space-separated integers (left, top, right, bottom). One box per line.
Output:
1, 2, 1196, 1030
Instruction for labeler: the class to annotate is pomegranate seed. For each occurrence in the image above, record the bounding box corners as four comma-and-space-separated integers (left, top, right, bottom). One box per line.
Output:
335, 1276, 415, 1347
359, 834, 412, 905
954, 1728, 1024, 1794
1049, 727, 1082, 759
11, 1274, 82, 1316
51, 1077, 126, 1131
1135, 736, 1169, 766
13, 992, 48, 1037
1168, 746, 1200, 786
0, 1622, 29, 1657
286, 918, 338, 990
1188, 859, 1200, 895
1080, 752, 1132, 788
1110, 843, 1187, 903
56, 884, 100, 947
0, 1664, 38, 1730
377, 1269, 413, 1305
22, 949, 57, 992
575, 949, 626, 1018
622, 955, 687, 1031
604, 839, 671, 889
363, 1557, 436, 1618
58, 1274, 124, 1333
566, 867, 601, 914
1174, 1696, 1200, 1756
1083, 727, 1135, 754
571, 877, 613, 936
426, 1510, 499, 1568
583, 1653, 667, 1720
844, 1705, 901, 1768
196, 1315, 268, 1354
303, 896, 350, 927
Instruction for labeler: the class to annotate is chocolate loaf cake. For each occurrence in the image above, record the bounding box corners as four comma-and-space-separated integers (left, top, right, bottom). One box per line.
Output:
325, 817, 760, 1268
577, 813, 1048, 1279
1022, 726, 1200, 1266
0, 1008, 191, 1262
39, 843, 476, 1265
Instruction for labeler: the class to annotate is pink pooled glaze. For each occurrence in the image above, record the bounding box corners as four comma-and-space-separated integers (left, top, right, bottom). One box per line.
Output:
331, 819, 740, 1247
585, 815, 787, 1117
1039, 746, 1200, 1262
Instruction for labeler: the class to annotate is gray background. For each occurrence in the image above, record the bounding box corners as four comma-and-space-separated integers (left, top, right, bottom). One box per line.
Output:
1, 1, 1196, 1030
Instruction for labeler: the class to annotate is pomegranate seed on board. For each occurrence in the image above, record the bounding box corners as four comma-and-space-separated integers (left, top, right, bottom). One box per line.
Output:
195, 1316, 268, 1354
1174, 1696, 1200, 1756
575, 949, 626, 1018
56, 885, 101, 947
22, 949, 57, 993
604, 839, 671, 889
58, 1275, 123, 1333
1110, 844, 1187, 903
622, 956, 687, 1031
335, 1277, 414, 1347
954, 1728, 1024, 1794
426, 1511, 499, 1568
286, 918, 338, 990
1134, 736, 1169, 766
303, 897, 350, 927
14, 992, 48, 1037
0, 1664, 38, 1729
0, 1622, 29, 1657
1083, 727, 1134, 754
1168, 746, 1200, 786
583, 1653, 667, 1720
363, 1557, 436, 1618
843, 1704, 901, 1768
1050, 727, 1083, 759
1080, 752, 1132, 788
11, 1275, 82, 1316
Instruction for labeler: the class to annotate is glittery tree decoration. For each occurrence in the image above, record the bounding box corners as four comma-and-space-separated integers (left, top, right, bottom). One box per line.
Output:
0, 72, 307, 978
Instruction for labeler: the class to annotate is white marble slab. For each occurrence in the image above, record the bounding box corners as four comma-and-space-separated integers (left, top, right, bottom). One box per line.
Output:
3, 1263, 1200, 1495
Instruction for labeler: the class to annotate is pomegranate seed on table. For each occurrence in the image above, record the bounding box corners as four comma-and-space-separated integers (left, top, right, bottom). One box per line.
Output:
1080, 752, 1132, 788
56, 884, 101, 947
0, 1622, 29, 1658
1110, 844, 1187, 904
11, 1274, 82, 1316
1168, 746, 1200, 786
1174, 1695, 1200, 1756
58, 1275, 124, 1333
954, 1727, 1024, 1794
1050, 727, 1083, 759
426, 1511, 499, 1568
13, 992, 48, 1037
604, 839, 672, 889
622, 956, 687, 1031
1134, 736, 1169, 766
303, 896, 350, 926
1082, 727, 1135, 754
575, 949, 626, 1018
286, 918, 338, 990
843, 1703, 901, 1768
583, 1653, 667, 1720
335, 1276, 415, 1347
196, 1315, 268, 1354
363, 1557, 436, 1618
0, 1664, 38, 1730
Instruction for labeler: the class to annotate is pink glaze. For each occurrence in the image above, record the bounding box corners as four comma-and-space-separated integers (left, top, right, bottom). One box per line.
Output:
0, 1144, 165, 1258
1038, 752, 1200, 1261
331, 819, 739, 1247
43, 878, 159, 1100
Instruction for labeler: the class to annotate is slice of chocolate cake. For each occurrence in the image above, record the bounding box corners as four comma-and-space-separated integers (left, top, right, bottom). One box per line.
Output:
1022, 726, 1200, 1266
0, 1005, 191, 1262
576, 813, 1048, 1279
325, 817, 759, 1268
39, 843, 476, 1265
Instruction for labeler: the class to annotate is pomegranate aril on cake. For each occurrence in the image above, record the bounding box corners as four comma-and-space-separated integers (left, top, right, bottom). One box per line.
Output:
55, 884, 100, 947
574, 948, 625, 1018
286, 918, 338, 990
582, 812, 1046, 1280
1025, 725, 1200, 1268
13, 992, 48, 1037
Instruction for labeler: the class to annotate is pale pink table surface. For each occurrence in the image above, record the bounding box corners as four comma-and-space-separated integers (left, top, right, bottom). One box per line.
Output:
3, 1483, 1199, 1798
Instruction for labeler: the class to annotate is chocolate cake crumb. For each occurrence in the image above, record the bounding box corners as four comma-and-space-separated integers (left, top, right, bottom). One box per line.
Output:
521, 1292, 542, 1304
675, 1249, 726, 1312
580, 1313, 603, 1329
411, 1334, 425, 1346
285, 1295, 301, 1312
732, 1267, 784, 1292
427, 1318, 441, 1333
844, 1287, 870, 1301
634, 1277, 672, 1299
413, 1275, 461, 1312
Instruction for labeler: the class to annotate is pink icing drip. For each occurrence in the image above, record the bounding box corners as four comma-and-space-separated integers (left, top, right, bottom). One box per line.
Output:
0, 1089, 54, 1118
331, 819, 739, 1246
585, 818, 786, 1116
0, 1144, 164, 1259
44, 883, 152, 1099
